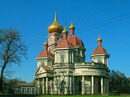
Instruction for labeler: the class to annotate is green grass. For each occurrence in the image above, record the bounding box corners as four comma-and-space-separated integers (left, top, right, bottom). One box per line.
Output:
1, 95, 130, 97
37, 95, 130, 97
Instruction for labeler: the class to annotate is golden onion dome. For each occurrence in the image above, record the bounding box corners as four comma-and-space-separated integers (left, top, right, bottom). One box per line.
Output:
44, 41, 48, 45
62, 28, 68, 35
97, 36, 102, 42
48, 16, 63, 33
69, 23, 75, 29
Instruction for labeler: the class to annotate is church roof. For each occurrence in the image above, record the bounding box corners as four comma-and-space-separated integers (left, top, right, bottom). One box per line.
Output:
16, 82, 34, 87
67, 34, 84, 47
56, 24, 84, 48
41, 65, 53, 71
93, 46, 107, 54
67, 23, 84, 47
56, 39, 73, 48
93, 36, 107, 54
56, 28, 73, 48
38, 42, 53, 58
38, 50, 53, 58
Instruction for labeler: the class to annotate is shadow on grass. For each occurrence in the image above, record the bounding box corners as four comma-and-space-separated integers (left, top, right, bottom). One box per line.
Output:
0, 94, 39, 97
1, 94, 130, 97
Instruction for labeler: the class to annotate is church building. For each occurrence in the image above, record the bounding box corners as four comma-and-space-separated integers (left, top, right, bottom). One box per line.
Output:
34, 14, 110, 95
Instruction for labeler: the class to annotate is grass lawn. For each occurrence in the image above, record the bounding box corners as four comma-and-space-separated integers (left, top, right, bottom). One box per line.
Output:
1, 95, 130, 97
37, 95, 130, 97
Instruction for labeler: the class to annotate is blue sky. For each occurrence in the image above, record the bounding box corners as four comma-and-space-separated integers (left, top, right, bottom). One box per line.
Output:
0, 0, 130, 82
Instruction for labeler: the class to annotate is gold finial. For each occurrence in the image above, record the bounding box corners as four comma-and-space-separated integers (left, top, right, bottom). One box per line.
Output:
69, 22, 75, 29
97, 33, 102, 42
44, 41, 48, 45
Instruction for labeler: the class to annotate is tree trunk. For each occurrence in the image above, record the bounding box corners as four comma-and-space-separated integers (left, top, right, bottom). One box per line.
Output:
0, 66, 6, 93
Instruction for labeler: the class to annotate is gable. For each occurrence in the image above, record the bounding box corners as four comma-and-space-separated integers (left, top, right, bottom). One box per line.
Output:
35, 66, 46, 75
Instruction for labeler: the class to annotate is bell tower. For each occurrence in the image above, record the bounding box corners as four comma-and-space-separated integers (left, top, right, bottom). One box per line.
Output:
48, 12, 63, 54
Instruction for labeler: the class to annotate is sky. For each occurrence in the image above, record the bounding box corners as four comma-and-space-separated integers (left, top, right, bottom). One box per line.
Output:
0, 0, 130, 82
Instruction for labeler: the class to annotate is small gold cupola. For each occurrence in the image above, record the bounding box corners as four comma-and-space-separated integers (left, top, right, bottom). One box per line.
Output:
62, 26, 68, 39
97, 35, 102, 42
43, 41, 48, 46
69, 23, 75, 29
62, 27, 68, 35
48, 12, 63, 33
97, 34, 103, 47
69, 23, 75, 35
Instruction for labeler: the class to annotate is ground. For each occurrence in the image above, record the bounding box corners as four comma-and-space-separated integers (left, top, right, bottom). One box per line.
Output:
1, 95, 130, 97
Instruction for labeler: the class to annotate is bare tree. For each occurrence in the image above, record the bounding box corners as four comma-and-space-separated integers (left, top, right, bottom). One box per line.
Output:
0, 28, 27, 93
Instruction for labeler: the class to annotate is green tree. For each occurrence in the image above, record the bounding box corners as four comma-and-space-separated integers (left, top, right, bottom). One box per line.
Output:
6, 79, 19, 93
109, 70, 129, 94
0, 28, 27, 93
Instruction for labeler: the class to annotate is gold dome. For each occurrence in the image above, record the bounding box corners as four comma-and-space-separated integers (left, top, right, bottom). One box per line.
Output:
48, 15, 63, 33
44, 41, 48, 45
69, 23, 75, 29
97, 36, 102, 42
62, 28, 68, 35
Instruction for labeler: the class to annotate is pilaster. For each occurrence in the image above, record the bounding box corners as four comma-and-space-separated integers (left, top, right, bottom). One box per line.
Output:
73, 76, 75, 94
42, 78, 45, 94
58, 77, 60, 94
46, 78, 48, 94
82, 76, 85, 94
69, 77, 72, 94
37, 79, 40, 94
91, 76, 94, 94
101, 77, 104, 94
54, 77, 57, 94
